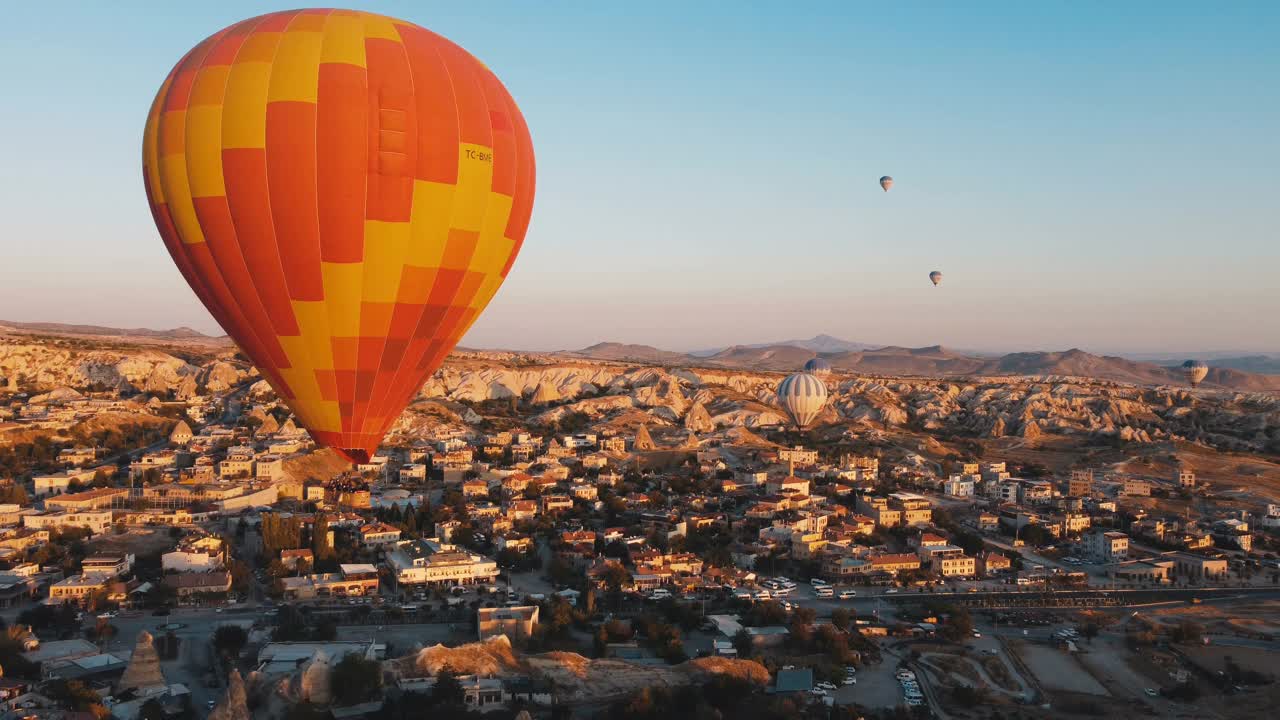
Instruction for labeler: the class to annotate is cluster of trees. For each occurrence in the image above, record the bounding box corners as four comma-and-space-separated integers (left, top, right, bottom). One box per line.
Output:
260, 512, 335, 565
605, 677, 837, 720
272, 605, 338, 642
632, 613, 687, 664
0, 436, 72, 476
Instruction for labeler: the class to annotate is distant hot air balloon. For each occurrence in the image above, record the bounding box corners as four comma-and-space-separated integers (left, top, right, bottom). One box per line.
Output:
776, 372, 828, 430
929, 271, 942, 286
143, 9, 535, 464
880, 176, 894, 192
1181, 360, 1209, 388
803, 357, 832, 377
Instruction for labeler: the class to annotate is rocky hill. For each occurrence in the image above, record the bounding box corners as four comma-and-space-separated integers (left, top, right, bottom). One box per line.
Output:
5, 331, 1278, 457
0, 340, 249, 397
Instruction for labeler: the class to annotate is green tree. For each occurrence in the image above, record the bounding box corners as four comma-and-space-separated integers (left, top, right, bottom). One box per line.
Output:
431, 667, 465, 706
330, 654, 383, 705
732, 628, 753, 657
214, 624, 248, 659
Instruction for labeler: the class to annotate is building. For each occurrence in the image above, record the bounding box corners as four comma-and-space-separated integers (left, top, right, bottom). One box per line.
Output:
1068, 470, 1094, 497
161, 535, 225, 572
1175, 468, 1196, 488
944, 475, 976, 498
163, 570, 232, 598
868, 554, 921, 575
1122, 478, 1152, 497
1172, 552, 1228, 581
385, 538, 498, 587
477, 605, 539, 641
255, 455, 285, 481
48, 574, 109, 604
1083, 529, 1129, 563
933, 553, 976, 578
1111, 559, 1173, 584
359, 522, 402, 548
82, 554, 134, 578
977, 552, 1012, 577
169, 421, 193, 445
1017, 480, 1055, 505
24, 510, 113, 535
280, 565, 379, 600
45, 487, 128, 512
778, 446, 818, 466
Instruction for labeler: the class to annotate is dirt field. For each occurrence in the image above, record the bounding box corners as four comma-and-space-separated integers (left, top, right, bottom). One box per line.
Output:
1011, 641, 1109, 696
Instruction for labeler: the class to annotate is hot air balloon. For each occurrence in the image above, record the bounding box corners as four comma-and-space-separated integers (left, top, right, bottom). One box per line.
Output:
1181, 360, 1208, 388
879, 176, 893, 192
143, 9, 535, 464
803, 357, 832, 377
929, 271, 942, 286
776, 372, 828, 430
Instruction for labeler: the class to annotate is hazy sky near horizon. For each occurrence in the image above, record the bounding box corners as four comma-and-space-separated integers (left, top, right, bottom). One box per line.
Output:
2, 1, 1277, 354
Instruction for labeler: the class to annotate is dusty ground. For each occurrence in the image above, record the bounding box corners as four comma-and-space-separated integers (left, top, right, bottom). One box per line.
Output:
1009, 640, 1109, 696
1144, 599, 1280, 638
90, 527, 185, 557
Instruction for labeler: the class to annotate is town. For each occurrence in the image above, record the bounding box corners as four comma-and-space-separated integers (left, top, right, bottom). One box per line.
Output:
1, 332, 1278, 720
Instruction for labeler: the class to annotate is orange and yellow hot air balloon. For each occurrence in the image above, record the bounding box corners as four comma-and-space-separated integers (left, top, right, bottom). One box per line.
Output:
143, 9, 535, 463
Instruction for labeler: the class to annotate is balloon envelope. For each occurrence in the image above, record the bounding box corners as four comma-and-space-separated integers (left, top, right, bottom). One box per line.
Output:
1181, 360, 1208, 387
776, 373, 828, 429
143, 9, 535, 463
929, 271, 942, 286
803, 358, 832, 377
880, 176, 894, 192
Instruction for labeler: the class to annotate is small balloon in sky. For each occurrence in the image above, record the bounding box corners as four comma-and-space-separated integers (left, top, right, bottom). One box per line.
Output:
880, 176, 894, 192
929, 271, 942, 286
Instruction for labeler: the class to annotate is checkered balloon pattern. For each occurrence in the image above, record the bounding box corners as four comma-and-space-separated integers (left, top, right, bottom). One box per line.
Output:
144, 9, 535, 463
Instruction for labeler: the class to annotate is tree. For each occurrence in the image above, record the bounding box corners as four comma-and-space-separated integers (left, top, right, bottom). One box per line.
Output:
831, 608, 852, 631
214, 624, 248, 659
432, 667, 465, 706
732, 629, 753, 657
330, 654, 383, 705
138, 699, 166, 720
313, 513, 334, 561
1170, 621, 1204, 645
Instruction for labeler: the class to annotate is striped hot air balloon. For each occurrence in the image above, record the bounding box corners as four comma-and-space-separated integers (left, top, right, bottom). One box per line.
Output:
1181, 360, 1208, 388
143, 9, 535, 463
879, 176, 894, 192
776, 372, 828, 430
803, 357, 832, 377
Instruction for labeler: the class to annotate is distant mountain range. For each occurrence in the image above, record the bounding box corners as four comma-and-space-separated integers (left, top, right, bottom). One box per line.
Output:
6, 320, 1278, 390
566, 341, 1280, 391
689, 333, 881, 356
0, 320, 231, 344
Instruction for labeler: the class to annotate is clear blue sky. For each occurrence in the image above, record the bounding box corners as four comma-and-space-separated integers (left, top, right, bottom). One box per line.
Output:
2, 1, 1276, 353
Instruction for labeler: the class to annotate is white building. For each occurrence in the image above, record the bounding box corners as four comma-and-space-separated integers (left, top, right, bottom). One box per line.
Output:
24, 510, 113, 535
944, 475, 976, 498
1083, 529, 1129, 563
385, 538, 498, 587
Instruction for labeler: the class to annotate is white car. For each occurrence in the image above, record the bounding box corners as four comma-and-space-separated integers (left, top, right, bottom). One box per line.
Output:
810, 578, 830, 587
1144, 688, 1158, 697
809, 688, 828, 697
885, 588, 899, 594
842, 676, 857, 685
753, 590, 771, 601
838, 589, 857, 599
816, 682, 837, 691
